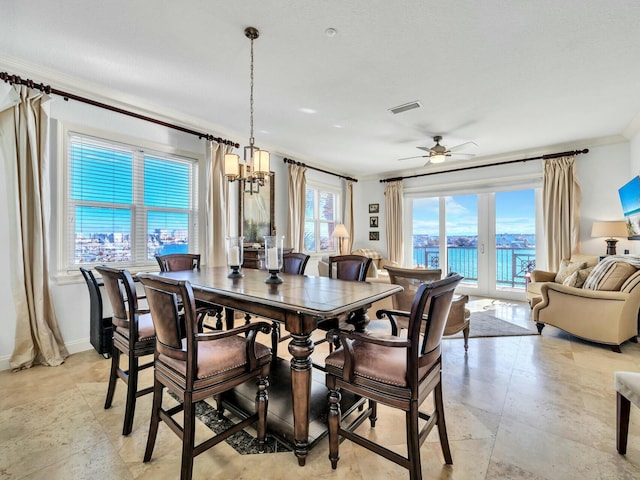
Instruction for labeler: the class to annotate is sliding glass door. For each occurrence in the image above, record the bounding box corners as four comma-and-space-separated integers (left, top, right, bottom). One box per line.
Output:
410, 188, 537, 299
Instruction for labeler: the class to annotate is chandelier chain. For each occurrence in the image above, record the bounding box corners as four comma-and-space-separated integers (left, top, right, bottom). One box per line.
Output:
249, 35, 254, 146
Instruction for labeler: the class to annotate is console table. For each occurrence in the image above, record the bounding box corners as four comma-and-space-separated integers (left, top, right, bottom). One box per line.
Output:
243, 246, 293, 269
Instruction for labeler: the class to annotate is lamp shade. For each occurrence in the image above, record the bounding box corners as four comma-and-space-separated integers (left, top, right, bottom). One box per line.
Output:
332, 223, 349, 239
591, 221, 628, 238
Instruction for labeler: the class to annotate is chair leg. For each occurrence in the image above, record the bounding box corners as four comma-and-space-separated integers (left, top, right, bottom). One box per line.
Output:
122, 355, 138, 435
435, 381, 453, 465
271, 322, 280, 362
327, 377, 341, 470
369, 399, 378, 427
255, 370, 270, 451
181, 394, 196, 480
144, 379, 163, 462
407, 404, 422, 480
104, 347, 120, 409
463, 326, 470, 352
617, 392, 631, 455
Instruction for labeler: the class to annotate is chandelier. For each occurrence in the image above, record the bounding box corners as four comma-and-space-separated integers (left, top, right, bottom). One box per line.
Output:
224, 27, 270, 192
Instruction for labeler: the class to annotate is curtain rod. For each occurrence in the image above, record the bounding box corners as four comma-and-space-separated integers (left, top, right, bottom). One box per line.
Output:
379, 148, 589, 183
283, 157, 358, 182
0, 71, 240, 147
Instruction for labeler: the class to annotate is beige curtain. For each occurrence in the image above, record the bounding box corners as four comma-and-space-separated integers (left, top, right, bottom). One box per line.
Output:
206, 141, 231, 267
543, 156, 581, 271
287, 163, 306, 251
384, 180, 404, 264
0, 85, 68, 370
344, 180, 354, 253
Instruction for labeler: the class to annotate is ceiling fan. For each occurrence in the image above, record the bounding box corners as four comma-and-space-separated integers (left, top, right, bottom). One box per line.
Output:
399, 135, 477, 165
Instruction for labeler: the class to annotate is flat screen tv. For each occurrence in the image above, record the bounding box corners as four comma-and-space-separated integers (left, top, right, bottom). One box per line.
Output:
618, 176, 640, 217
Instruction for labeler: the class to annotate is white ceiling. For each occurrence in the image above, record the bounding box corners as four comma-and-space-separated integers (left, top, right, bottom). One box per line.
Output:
2, 1, 640, 178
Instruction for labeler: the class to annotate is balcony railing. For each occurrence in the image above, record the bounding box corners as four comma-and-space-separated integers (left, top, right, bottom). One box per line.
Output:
413, 246, 535, 288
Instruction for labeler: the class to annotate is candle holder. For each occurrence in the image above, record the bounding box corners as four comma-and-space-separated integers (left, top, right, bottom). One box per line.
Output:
263, 235, 284, 284
226, 236, 244, 278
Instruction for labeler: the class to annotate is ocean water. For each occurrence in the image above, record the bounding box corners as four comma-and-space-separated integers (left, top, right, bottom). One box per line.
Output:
413, 246, 536, 286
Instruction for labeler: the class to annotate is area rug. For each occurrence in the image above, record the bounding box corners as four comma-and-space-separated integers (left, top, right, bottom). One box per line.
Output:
168, 392, 292, 455
445, 311, 538, 339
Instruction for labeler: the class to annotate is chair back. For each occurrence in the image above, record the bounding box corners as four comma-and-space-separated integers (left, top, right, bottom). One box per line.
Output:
80, 267, 107, 325
156, 253, 201, 272
407, 273, 463, 379
95, 265, 141, 338
282, 252, 310, 275
138, 274, 194, 363
328, 255, 372, 281
384, 265, 442, 310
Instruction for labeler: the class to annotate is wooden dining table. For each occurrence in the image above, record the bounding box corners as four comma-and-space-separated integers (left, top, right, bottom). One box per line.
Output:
150, 266, 402, 466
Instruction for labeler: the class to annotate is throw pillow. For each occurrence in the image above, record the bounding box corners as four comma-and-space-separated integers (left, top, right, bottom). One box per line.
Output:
595, 262, 638, 291
562, 271, 580, 287
575, 266, 595, 288
555, 260, 587, 284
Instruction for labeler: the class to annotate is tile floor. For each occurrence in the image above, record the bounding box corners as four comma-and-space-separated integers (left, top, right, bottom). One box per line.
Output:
2, 297, 640, 479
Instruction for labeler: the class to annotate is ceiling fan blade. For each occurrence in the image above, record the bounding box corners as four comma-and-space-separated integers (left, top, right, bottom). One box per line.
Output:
416, 146, 433, 153
398, 155, 429, 161
448, 141, 478, 152
449, 152, 476, 159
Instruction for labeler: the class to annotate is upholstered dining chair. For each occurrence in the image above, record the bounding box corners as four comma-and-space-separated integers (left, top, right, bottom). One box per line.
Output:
325, 273, 463, 480
313, 255, 374, 368
138, 273, 271, 480
155, 253, 224, 330
270, 252, 311, 361
379, 265, 471, 350
95, 265, 155, 436
80, 267, 113, 358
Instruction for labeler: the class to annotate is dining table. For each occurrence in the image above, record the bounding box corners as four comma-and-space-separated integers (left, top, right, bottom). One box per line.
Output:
149, 266, 402, 466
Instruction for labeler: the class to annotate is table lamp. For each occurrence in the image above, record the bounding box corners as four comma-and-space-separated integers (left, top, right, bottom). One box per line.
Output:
332, 224, 350, 255
591, 221, 628, 255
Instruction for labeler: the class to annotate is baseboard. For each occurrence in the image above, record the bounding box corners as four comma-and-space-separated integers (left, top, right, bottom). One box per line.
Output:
0, 338, 94, 372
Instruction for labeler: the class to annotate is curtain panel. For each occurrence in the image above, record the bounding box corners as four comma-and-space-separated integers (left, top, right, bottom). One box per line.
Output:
0, 85, 68, 370
543, 156, 581, 271
287, 163, 306, 251
206, 141, 231, 267
384, 180, 404, 265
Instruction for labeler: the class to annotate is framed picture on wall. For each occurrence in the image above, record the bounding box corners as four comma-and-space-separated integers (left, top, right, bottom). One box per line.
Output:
368, 203, 379, 213
369, 216, 378, 228
369, 231, 380, 241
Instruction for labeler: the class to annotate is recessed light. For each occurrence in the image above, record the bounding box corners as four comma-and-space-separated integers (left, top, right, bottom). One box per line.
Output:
299, 107, 317, 114
325, 28, 337, 37
333, 124, 343, 129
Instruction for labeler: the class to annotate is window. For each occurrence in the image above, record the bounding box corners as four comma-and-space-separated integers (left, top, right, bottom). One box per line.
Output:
65, 132, 198, 270
304, 184, 340, 253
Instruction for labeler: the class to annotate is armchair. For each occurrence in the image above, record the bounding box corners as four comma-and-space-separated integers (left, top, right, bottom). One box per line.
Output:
526, 254, 599, 305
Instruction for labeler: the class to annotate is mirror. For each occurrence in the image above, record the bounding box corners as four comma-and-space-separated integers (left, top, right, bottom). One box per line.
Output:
239, 172, 275, 244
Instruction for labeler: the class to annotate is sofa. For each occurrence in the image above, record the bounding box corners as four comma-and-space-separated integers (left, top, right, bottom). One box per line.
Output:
532, 255, 640, 351
317, 248, 396, 279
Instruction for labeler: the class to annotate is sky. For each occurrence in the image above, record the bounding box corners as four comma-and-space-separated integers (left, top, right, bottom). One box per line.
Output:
413, 189, 535, 236
72, 144, 192, 236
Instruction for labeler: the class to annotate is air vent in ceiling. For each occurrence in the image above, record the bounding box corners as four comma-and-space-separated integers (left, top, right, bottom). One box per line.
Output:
389, 100, 422, 115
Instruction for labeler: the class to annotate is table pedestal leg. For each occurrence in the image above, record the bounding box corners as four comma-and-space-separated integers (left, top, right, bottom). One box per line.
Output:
288, 333, 314, 466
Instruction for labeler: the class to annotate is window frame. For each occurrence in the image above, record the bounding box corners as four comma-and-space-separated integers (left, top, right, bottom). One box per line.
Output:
303, 181, 342, 254
57, 124, 202, 275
